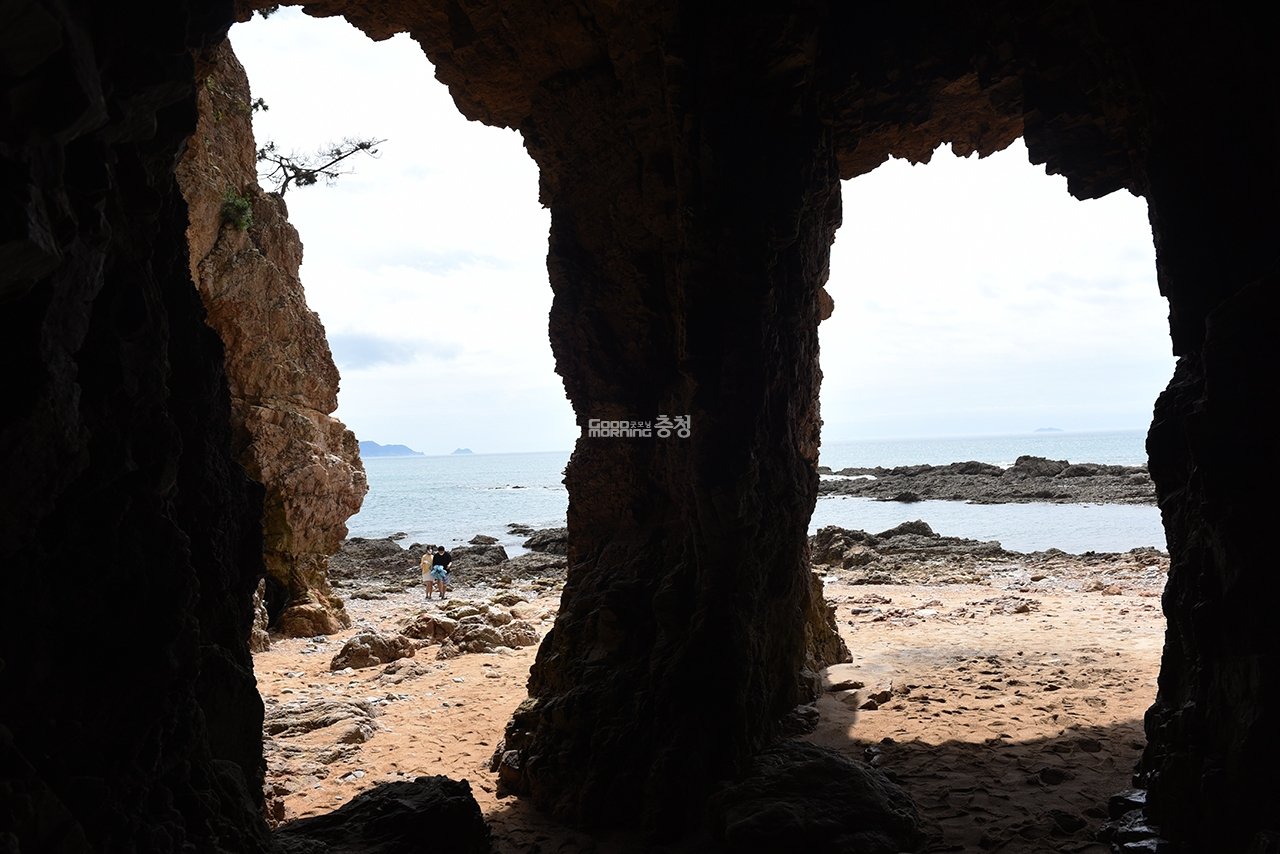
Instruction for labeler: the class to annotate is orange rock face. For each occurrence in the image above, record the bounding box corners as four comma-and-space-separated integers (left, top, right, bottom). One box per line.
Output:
177, 40, 367, 638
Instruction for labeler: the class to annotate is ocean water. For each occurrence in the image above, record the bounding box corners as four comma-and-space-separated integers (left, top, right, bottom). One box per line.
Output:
346, 430, 1165, 554
348, 452, 571, 556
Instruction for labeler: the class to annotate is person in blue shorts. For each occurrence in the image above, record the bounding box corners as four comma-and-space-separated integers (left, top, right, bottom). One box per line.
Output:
422, 545, 452, 600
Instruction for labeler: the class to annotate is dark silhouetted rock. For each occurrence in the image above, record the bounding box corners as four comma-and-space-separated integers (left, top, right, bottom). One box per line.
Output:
1009, 455, 1070, 477
707, 741, 924, 853
273, 776, 490, 854
329, 538, 426, 582
521, 527, 569, 555
449, 544, 509, 571
819, 456, 1153, 504
877, 520, 936, 539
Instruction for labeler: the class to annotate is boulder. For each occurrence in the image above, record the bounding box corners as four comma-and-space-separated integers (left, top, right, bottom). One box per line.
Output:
1057, 463, 1101, 478
469, 534, 499, 545
264, 699, 377, 741
522, 527, 569, 555
330, 537, 424, 581
499, 620, 542, 648
809, 525, 878, 566
952, 460, 1004, 476
449, 544, 509, 572
274, 777, 490, 854
401, 613, 460, 643
842, 546, 878, 568
437, 623, 506, 659
482, 605, 514, 626
502, 552, 568, 579
277, 603, 344, 638
707, 741, 924, 854
1007, 455, 1070, 477
329, 631, 415, 670
876, 520, 936, 539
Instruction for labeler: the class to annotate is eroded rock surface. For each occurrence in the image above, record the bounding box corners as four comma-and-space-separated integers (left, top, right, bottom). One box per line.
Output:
176, 40, 367, 637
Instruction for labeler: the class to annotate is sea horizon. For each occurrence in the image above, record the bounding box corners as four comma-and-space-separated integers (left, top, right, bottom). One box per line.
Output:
373, 426, 1151, 461
346, 428, 1164, 555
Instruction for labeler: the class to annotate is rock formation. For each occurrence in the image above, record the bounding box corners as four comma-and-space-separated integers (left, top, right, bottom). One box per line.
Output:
176, 40, 367, 637
1, 4, 273, 849
3, 1, 1279, 851
818, 456, 1155, 504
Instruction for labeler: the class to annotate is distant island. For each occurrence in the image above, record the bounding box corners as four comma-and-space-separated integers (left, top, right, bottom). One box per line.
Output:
359, 440, 425, 458
451, 448, 474, 455
1033, 427, 1064, 433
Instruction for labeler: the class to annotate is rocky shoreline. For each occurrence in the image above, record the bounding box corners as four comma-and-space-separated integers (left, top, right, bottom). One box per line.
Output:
817, 455, 1154, 505
810, 520, 1167, 588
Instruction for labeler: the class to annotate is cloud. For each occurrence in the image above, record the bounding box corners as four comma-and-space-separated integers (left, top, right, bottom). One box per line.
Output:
327, 333, 457, 370
362, 248, 509, 274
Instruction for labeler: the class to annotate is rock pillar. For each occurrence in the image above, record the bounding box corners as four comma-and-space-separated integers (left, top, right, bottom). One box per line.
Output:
494, 10, 845, 832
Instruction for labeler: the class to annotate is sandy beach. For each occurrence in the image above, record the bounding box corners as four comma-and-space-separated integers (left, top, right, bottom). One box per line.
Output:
255, 543, 1166, 852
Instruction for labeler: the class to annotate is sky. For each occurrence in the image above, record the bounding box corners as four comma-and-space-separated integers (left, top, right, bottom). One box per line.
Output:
231, 9, 1174, 455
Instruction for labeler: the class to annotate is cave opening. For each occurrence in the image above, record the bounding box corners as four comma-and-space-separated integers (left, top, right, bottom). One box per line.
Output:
216, 8, 581, 844
808, 138, 1173, 848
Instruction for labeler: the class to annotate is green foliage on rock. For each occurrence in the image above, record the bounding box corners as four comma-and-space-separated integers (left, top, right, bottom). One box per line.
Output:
220, 189, 253, 230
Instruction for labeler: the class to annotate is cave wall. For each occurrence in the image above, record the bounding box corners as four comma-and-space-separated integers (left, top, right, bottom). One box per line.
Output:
177, 39, 368, 640
0, 0, 271, 849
